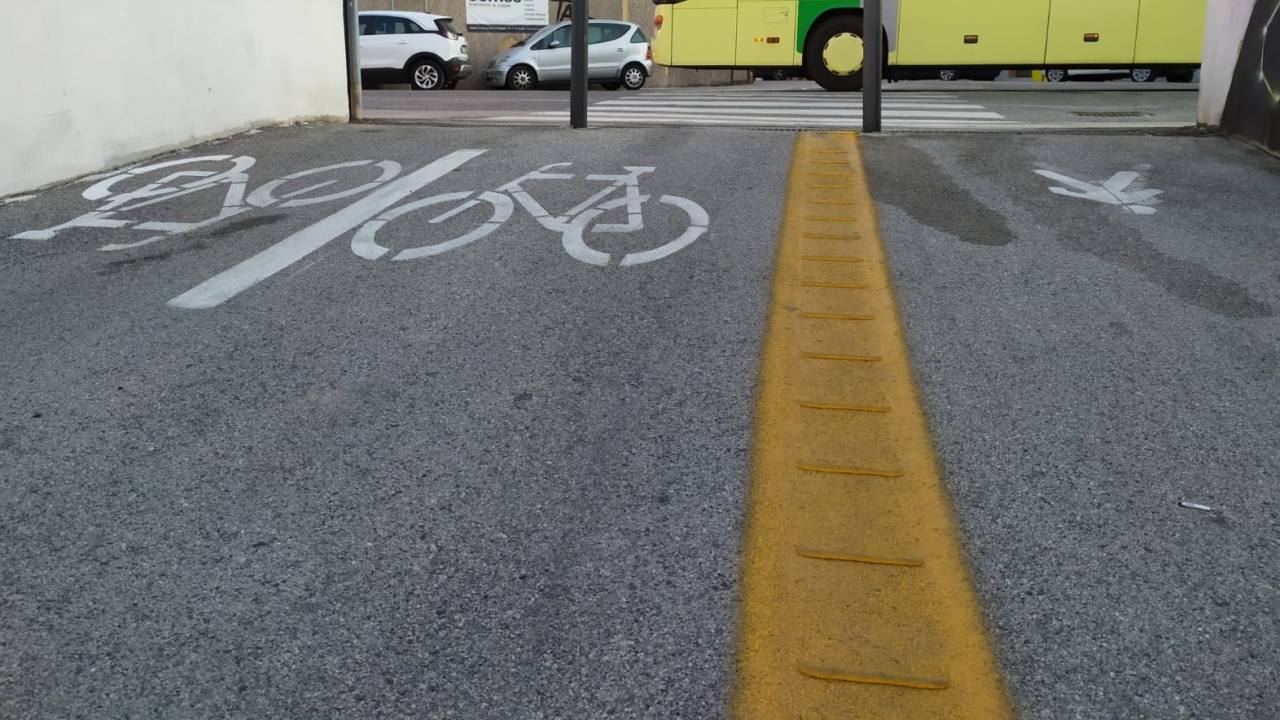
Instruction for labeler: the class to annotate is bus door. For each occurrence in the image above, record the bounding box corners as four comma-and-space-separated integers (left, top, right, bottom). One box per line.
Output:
736, 0, 797, 67
1046, 0, 1140, 66
672, 0, 738, 65
895, 0, 1051, 66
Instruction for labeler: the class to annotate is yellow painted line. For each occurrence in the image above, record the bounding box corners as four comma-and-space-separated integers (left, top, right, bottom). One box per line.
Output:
733, 131, 1012, 720
805, 199, 855, 205
796, 547, 924, 567
805, 216, 857, 222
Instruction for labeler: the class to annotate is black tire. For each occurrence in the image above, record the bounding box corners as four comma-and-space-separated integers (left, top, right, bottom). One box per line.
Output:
621, 63, 647, 90
939, 69, 958, 81
602, 82, 622, 90
1167, 70, 1195, 83
1044, 68, 1068, 83
505, 64, 538, 90
804, 14, 867, 92
1130, 67, 1156, 83
409, 59, 444, 90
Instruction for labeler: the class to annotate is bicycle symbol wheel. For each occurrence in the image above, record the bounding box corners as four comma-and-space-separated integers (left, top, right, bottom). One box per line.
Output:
350, 191, 514, 261
561, 195, 709, 267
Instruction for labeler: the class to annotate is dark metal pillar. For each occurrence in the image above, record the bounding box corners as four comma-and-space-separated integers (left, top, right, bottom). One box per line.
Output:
344, 0, 363, 121
863, 0, 882, 133
570, 0, 588, 128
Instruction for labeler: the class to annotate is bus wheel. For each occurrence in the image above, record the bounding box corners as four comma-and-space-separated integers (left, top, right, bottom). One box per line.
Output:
805, 14, 866, 92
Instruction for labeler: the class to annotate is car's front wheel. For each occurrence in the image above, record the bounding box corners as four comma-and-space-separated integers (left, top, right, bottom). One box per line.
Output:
1130, 68, 1155, 83
410, 59, 444, 90
1044, 68, 1068, 83
505, 65, 538, 90
621, 63, 647, 90
939, 69, 958, 81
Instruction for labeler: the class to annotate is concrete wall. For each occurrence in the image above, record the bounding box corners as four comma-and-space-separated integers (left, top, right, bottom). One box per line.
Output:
1199, 0, 1280, 152
0, 1, 350, 197
1218, 0, 1280, 151
1198, 0, 1258, 125
362, 0, 748, 88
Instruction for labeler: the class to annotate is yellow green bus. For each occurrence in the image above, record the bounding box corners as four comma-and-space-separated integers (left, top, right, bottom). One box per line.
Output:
650, 0, 1206, 90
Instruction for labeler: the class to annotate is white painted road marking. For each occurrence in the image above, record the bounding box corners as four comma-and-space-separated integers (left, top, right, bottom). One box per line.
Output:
167, 149, 487, 309
1034, 169, 1163, 215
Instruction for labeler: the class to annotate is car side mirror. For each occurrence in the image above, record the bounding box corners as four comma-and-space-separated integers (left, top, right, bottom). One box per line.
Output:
548, 40, 562, 48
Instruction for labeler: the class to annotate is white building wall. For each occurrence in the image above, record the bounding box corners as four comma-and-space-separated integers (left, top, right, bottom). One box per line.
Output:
0, 1, 350, 197
1198, 0, 1258, 126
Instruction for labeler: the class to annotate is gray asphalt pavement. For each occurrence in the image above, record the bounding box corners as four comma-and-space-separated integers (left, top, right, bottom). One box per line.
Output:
3, 121, 1278, 720
0, 124, 791, 719
863, 133, 1280, 719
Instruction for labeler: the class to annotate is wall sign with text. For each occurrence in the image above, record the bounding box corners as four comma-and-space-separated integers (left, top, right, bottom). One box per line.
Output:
465, 0, 549, 32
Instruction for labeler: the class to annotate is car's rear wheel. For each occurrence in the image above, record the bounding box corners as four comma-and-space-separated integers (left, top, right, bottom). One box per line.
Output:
805, 14, 866, 92
505, 64, 537, 90
1130, 68, 1155, 83
1044, 68, 1068, 83
939, 69, 958, 81
410, 59, 444, 90
621, 63, 647, 90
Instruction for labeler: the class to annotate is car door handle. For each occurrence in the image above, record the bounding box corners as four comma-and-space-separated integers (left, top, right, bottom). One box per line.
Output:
396, 40, 408, 45
616, 48, 624, 52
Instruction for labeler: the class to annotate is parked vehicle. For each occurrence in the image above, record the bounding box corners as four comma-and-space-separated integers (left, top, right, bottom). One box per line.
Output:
358, 11, 470, 90
485, 20, 653, 90
1043, 67, 1196, 83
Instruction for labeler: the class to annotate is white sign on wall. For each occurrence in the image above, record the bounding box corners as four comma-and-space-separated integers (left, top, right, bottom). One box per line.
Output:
465, 0, 549, 32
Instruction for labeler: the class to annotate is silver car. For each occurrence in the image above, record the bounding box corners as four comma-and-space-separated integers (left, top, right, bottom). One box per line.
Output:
485, 20, 652, 90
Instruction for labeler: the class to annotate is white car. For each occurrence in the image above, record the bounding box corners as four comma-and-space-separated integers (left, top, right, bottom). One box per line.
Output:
358, 11, 470, 90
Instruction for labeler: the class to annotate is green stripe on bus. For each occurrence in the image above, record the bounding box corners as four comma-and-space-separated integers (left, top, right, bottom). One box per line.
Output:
797, 0, 863, 55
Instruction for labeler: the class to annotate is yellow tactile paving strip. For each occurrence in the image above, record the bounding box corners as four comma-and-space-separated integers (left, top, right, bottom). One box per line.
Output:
732, 132, 1013, 720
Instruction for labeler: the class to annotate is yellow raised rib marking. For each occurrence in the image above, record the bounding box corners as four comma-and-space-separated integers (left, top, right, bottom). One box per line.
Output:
797, 400, 889, 413
799, 352, 881, 363
733, 131, 1012, 720
799, 311, 873, 321
806, 199, 855, 205
799, 281, 867, 290
796, 547, 925, 566
796, 665, 950, 690
805, 216, 857, 222
801, 255, 864, 263
796, 463, 903, 478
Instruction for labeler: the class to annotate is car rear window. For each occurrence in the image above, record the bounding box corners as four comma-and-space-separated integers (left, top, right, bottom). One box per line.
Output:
437, 18, 462, 36
630, 28, 648, 43
589, 23, 630, 44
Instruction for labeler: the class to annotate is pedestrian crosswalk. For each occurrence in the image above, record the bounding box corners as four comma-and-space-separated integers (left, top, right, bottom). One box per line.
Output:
483, 88, 1017, 130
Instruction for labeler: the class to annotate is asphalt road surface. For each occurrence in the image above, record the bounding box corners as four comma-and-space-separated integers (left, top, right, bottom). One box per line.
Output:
2, 123, 1277, 720
0, 125, 791, 720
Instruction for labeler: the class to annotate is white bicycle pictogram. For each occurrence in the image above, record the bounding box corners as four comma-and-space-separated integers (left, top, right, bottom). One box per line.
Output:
349, 163, 709, 267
